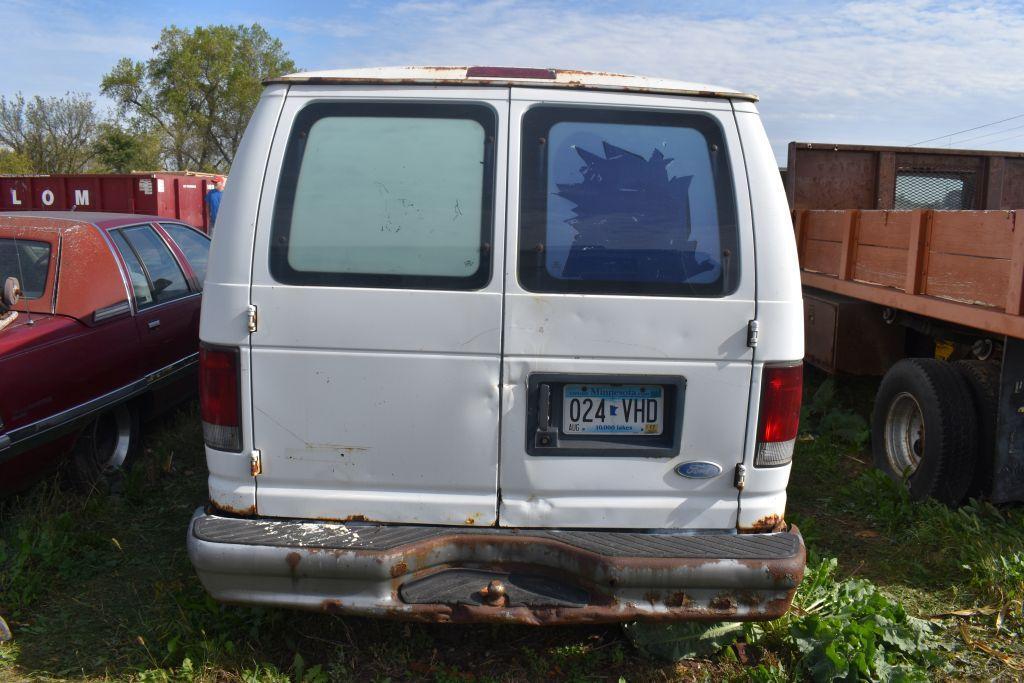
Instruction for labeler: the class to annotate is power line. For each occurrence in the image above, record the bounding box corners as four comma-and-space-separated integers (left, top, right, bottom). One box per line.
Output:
948, 121, 1024, 146
908, 113, 1024, 146
971, 130, 1024, 149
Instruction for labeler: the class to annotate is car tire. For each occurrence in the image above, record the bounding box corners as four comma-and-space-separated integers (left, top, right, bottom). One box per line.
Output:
67, 402, 141, 492
953, 360, 1000, 500
871, 358, 977, 505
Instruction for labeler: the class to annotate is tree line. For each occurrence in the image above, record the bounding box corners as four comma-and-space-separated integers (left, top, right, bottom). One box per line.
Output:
0, 24, 295, 175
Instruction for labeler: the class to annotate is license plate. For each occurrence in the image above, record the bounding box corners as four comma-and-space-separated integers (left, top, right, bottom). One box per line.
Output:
562, 384, 664, 435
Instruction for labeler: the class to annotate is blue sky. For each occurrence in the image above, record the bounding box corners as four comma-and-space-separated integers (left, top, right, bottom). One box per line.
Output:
3, 0, 1024, 163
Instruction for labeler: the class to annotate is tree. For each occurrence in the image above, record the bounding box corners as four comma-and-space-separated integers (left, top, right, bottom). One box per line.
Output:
0, 150, 32, 174
101, 24, 295, 173
93, 123, 162, 173
0, 92, 99, 173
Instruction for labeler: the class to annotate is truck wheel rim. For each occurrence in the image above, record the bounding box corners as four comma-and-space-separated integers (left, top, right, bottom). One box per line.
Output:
885, 392, 924, 478
93, 405, 132, 471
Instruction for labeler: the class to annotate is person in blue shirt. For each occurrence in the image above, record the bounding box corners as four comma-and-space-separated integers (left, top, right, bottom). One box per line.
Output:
206, 176, 225, 233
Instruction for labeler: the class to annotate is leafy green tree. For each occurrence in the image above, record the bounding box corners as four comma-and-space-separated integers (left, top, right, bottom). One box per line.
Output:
0, 149, 32, 174
0, 92, 99, 173
93, 123, 162, 173
101, 24, 295, 173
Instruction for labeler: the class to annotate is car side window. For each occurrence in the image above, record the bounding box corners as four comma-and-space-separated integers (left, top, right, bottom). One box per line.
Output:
160, 223, 211, 287
110, 230, 154, 307
111, 226, 190, 308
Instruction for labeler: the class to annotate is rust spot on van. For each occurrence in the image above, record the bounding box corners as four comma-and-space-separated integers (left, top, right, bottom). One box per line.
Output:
465, 516, 477, 525
666, 591, 694, 608
208, 500, 256, 517
709, 593, 737, 613
390, 561, 408, 578
740, 514, 786, 534
286, 552, 301, 581
314, 514, 372, 524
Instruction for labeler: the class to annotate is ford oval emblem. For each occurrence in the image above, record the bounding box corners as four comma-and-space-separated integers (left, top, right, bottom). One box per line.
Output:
675, 461, 723, 479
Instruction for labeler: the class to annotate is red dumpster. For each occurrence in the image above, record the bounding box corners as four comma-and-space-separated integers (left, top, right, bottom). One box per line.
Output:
0, 172, 220, 233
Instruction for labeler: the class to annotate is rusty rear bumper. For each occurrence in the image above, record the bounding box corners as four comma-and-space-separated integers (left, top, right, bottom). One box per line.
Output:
187, 509, 805, 625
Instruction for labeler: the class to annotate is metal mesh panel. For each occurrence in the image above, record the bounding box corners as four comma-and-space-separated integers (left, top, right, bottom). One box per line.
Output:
895, 170, 976, 210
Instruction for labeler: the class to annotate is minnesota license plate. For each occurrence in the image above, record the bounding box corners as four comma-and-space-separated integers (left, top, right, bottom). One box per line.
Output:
562, 384, 664, 435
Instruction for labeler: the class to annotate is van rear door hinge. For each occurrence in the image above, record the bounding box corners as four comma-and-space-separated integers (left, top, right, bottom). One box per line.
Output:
250, 450, 262, 477
247, 304, 257, 333
746, 319, 759, 348
734, 463, 747, 490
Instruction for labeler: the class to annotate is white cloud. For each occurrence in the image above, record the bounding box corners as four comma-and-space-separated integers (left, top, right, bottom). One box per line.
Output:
312, 0, 1024, 160
0, 0, 153, 99
4, 0, 1023, 161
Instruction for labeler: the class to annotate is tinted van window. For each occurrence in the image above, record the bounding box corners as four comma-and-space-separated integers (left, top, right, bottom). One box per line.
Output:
270, 102, 496, 290
519, 107, 739, 296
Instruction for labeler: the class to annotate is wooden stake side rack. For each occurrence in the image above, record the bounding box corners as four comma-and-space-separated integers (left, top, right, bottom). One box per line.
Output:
794, 208, 1024, 341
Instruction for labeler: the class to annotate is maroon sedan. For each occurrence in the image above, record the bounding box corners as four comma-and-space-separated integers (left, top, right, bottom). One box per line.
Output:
0, 212, 210, 494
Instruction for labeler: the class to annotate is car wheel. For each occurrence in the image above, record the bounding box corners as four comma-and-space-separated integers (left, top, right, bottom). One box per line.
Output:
871, 358, 977, 505
953, 360, 1000, 500
68, 402, 141, 491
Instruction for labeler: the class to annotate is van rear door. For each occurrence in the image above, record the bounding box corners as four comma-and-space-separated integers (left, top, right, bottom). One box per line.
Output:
248, 87, 508, 526
498, 90, 756, 529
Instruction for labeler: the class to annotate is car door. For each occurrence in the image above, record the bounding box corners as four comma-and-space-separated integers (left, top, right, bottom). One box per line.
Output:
108, 224, 200, 374
248, 87, 509, 526
498, 90, 757, 529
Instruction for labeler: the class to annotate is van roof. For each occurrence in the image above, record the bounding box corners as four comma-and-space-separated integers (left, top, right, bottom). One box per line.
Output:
265, 66, 758, 102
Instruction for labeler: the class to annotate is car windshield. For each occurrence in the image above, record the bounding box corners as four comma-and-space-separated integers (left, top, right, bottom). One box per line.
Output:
0, 238, 51, 299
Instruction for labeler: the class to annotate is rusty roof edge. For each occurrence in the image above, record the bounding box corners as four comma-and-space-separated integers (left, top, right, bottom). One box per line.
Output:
261, 75, 758, 102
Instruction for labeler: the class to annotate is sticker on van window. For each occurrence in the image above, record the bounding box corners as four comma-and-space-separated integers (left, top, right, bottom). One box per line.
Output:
554, 141, 715, 283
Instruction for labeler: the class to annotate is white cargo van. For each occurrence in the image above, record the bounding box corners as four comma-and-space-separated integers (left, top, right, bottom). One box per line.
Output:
188, 67, 805, 624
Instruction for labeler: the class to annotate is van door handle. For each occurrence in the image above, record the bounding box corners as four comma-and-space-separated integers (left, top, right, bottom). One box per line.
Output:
538, 384, 552, 428
147, 319, 161, 330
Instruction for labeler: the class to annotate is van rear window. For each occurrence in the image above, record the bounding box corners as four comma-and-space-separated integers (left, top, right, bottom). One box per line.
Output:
518, 107, 739, 296
270, 102, 496, 290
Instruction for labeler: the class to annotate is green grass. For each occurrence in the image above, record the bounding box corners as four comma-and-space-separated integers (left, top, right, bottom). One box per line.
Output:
1, 373, 1023, 681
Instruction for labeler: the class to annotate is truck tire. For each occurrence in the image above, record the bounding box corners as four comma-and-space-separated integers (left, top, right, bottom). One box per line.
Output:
953, 360, 1000, 500
67, 402, 141, 492
871, 358, 977, 505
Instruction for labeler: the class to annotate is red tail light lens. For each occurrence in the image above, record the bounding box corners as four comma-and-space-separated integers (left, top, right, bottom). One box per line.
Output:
200, 344, 241, 452
755, 363, 803, 467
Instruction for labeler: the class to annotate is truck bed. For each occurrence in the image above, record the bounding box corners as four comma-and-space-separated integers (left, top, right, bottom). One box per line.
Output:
794, 208, 1024, 340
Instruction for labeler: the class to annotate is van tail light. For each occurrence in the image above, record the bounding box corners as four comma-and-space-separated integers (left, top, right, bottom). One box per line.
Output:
200, 344, 242, 452
754, 363, 803, 467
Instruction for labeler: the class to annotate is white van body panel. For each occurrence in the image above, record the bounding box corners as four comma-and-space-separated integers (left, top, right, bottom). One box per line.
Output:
498, 88, 755, 528
199, 84, 288, 514
202, 76, 800, 532
733, 106, 804, 530
246, 86, 509, 525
